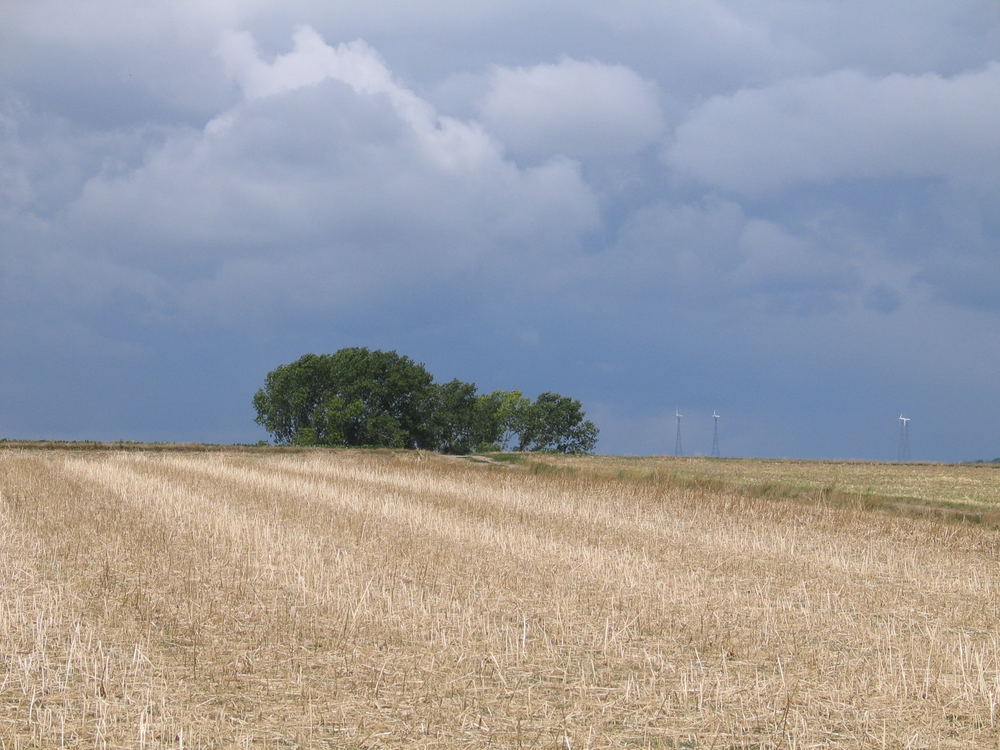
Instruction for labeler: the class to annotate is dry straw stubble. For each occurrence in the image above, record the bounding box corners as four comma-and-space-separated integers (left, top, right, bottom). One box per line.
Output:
1, 448, 999, 748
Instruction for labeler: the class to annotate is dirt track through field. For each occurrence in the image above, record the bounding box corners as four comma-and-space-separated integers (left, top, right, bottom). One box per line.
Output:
2, 449, 1000, 747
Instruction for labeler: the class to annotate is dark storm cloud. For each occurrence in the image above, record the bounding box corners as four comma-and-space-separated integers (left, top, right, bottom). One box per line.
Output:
1, 2, 998, 459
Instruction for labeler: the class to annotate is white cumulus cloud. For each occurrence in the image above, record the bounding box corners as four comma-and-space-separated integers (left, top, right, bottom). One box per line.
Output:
61, 27, 599, 320
666, 63, 1000, 194
480, 58, 664, 160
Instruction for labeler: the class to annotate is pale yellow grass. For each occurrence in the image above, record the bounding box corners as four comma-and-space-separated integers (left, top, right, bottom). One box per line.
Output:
2, 448, 1000, 748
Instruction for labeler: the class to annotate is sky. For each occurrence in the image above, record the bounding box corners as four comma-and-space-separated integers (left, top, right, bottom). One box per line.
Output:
2, 1, 999, 460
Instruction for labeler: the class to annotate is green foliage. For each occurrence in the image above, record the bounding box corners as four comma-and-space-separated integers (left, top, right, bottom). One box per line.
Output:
428, 379, 480, 454
253, 348, 434, 448
466, 389, 531, 451
516, 392, 599, 454
479, 452, 525, 464
253, 348, 600, 454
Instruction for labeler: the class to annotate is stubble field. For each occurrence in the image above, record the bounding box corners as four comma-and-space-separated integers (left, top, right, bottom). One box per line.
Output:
2, 447, 999, 748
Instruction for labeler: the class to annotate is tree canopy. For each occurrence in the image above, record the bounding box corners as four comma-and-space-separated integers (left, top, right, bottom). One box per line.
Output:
253, 348, 599, 454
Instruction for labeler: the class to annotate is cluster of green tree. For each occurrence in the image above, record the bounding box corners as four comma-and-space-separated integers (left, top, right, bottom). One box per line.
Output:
252, 348, 599, 454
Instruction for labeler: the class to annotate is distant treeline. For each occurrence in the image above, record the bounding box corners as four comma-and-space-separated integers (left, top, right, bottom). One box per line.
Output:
252, 348, 599, 454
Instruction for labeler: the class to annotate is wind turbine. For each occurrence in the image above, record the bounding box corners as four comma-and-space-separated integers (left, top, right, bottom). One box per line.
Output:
711, 411, 721, 458
674, 410, 683, 457
897, 414, 911, 462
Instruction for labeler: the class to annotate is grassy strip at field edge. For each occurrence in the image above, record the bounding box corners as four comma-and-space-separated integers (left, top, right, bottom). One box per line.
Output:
486, 453, 1000, 529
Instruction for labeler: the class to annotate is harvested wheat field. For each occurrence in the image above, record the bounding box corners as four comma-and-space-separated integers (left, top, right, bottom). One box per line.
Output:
2, 449, 1000, 748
